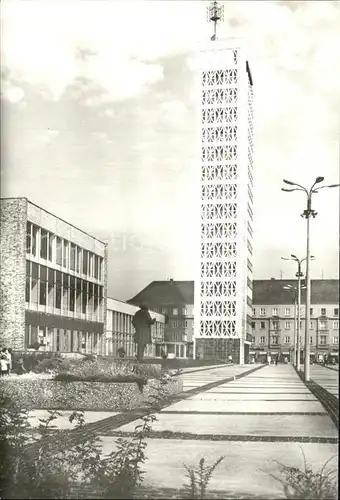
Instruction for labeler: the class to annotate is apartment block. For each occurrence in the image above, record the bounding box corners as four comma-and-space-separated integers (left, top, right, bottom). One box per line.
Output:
251, 278, 339, 363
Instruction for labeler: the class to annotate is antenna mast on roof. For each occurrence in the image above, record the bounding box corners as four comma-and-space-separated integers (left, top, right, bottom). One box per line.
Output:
207, 1, 224, 41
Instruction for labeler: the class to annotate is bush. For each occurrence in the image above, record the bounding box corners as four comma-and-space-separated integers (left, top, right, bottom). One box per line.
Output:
182, 457, 225, 499
63, 358, 161, 381
0, 369, 176, 498
34, 356, 73, 374
267, 447, 338, 500
12, 352, 62, 374
54, 373, 148, 391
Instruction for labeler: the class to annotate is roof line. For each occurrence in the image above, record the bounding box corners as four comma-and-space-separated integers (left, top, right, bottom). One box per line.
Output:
1, 197, 107, 245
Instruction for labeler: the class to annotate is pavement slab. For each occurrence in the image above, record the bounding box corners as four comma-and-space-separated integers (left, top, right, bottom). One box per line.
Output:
159, 399, 325, 414
22, 363, 338, 498
27, 410, 119, 430
116, 412, 337, 438
310, 365, 339, 398
98, 437, 338, 498
195, 392, 317, 401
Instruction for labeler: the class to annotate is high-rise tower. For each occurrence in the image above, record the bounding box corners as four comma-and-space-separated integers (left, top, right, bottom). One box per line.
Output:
194, 2, 254, 363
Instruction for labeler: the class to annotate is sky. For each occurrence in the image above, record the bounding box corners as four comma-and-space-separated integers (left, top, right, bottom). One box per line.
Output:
1, 0, 340, 300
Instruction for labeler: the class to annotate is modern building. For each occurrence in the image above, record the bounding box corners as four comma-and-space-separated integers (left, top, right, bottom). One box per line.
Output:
127, 279, 194, 359
106, 298, 165, 358
194, 38, 254, 363
251, 279, 339, 363
0, 197, 108, 354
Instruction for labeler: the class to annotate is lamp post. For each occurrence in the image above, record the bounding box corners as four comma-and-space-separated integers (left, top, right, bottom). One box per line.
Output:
282, 286, 297, 367
282, 255, 312, 369
282, 177, 340, 380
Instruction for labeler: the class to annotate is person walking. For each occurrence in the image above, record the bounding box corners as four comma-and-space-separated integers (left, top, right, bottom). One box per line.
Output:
6, 348, 12, 375
0, 354, 8, 376
2, 348, 11, 376
267, 354, 271, 366
132, 305, 156, 361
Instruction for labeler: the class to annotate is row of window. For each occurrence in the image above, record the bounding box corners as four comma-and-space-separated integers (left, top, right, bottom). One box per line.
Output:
166, 332, 188, 342
25, 325, 103, 353
153, 307, 188, 316
26, 222, 104, 280
25, 262, 104, 318
253, 307, 339, 317
252, 320, 339, 330
256, 335, 339, 345
171, 320, 189, 328
107, 311, 164, 339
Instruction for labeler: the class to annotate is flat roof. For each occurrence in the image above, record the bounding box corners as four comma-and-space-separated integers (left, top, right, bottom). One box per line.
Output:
1, 197, 107, 245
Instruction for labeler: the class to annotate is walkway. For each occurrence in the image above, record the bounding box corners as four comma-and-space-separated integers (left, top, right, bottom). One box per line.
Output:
310, 364, 339, 398
100, 364, 338, 499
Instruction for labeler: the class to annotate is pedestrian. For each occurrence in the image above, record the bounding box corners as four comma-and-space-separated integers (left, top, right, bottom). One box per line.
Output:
0, 354, 8, 377
275, 356, 278, 366
267, 354, 271, 366
132, 305, 156, 361
2, 348, 11, 376
6, 348, 12, 375
228, 355, 232, 364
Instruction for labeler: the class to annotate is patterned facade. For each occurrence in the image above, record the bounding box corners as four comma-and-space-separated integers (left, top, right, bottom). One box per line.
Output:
194, 41, 254, 362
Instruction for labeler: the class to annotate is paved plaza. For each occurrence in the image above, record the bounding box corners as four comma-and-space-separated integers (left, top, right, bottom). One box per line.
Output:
104, 364, 338, 497
25, 363, 338, 498
310, 364, 339, 398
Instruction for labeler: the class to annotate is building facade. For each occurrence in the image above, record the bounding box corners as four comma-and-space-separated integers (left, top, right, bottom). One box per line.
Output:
0, 198, 108, 354
194, 40, 254, 363
251, 279, 339, 363
127, 280, 194, 358
106, 298, 165, 358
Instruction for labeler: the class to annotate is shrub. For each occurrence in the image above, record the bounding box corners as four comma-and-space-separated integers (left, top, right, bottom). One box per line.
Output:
34, 356, 72, 374
54, 373, 148, 392
117, 348, 125, 359
0, 368, 176, 498
267, 447, 338, 500
182, 457, 225, 499
12, 352, 62, 374
63, 358, 161, 381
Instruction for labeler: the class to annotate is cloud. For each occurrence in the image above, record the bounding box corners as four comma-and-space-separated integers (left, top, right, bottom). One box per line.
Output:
2, 85, 24, 103
1, 1, 339, 297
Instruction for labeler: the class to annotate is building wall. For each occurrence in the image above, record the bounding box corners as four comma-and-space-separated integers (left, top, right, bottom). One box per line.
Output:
0, 198, 27, 349
155, 303, 194, 358
196, 338, 242, 363
251, 302, 339, 359
1, 198, 108, 354
194, 40, 254, 364
106, 298, 165, 358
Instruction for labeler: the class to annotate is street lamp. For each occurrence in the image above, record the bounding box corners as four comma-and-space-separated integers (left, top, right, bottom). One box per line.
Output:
282, 177, 339, 381
283, 283, 307, 369
282, 255, 314, 369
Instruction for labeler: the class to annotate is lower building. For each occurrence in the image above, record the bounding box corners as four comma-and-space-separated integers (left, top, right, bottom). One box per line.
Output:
127, 279, 194, 359
251, 279, 339, 364
106, 298, 165, 358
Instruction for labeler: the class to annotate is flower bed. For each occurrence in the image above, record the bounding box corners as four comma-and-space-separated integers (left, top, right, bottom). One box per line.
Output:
0, 376, 183, 411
